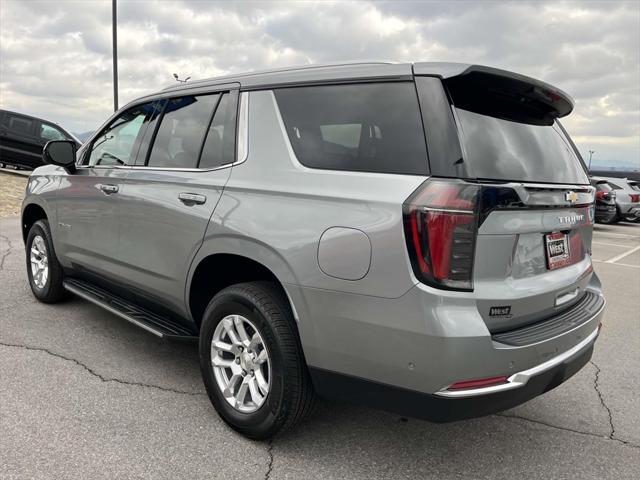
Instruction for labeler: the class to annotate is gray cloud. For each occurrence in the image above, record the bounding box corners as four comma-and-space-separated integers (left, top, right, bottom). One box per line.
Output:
0, 0, 637, 167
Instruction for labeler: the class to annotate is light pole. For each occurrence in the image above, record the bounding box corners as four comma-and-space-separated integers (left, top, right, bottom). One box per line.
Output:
112, 0, 118, 112
588, 150, 595, 170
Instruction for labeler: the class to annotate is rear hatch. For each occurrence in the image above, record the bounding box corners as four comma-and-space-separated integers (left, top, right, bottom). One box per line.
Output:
412, 65, 596, 333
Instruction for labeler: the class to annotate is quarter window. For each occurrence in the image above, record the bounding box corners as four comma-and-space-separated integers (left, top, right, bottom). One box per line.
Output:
147, 94, 219, 169
274, 83, 428, 175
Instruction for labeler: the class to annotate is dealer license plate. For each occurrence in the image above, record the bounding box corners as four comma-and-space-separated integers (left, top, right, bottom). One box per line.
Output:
545, 232, 571, 270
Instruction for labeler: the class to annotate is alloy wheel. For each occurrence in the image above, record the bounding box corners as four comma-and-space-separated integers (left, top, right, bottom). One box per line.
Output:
30, 235, 49, 289
211, 314, 271, 413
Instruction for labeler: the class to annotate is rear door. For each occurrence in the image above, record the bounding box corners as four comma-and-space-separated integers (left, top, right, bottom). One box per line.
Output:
0, 111, 42, 168
416, 71, 595, 332
116, 87, 239, 316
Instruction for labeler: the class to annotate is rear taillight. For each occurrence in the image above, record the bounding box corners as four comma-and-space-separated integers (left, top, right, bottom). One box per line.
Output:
403, 179, 480, 291
630, 194, 640, 203
595, 191, 606, 200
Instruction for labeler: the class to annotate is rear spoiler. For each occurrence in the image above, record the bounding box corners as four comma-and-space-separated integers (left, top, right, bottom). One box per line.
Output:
413, 63, 573, 125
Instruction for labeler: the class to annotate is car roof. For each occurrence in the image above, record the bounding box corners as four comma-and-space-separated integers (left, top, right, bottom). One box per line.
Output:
158, 60, 544, 92
130, 61, 572, 118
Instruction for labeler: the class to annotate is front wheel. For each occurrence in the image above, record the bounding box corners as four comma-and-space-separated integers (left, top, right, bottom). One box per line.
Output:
25, 219, 68, 303
199, 281, 316, 439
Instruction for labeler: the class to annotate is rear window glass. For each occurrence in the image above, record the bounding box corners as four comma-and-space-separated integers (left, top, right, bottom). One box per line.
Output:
595, 182, 613, 192
454, 109, 589, 184
148, 94, 218, 169
274, 83, 428, 175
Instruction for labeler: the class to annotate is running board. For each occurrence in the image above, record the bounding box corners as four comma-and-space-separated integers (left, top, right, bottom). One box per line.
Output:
63, 279, 198, 342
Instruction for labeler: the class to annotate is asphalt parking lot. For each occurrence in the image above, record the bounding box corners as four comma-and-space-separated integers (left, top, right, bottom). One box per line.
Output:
1, 215, 639, 479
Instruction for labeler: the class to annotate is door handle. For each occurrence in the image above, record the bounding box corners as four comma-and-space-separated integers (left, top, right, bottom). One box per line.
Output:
178, 192, 206, 205
99, 184, 119, 194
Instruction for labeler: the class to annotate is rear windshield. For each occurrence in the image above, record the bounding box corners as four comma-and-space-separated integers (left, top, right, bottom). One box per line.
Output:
595, 182, 613, 192
274, 83, 429, 175
454, 108, 590, 184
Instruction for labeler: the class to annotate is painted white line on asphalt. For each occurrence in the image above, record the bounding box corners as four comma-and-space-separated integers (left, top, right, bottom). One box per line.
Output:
592, 241, 633, 248
604, 245, 640, 264
593, 259, 640, 269
594, 231, 640, 239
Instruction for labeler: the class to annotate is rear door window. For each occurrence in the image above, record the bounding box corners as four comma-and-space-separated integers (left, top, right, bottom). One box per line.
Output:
147, 94, 219, 169
274, 83, 429, 175
199, 92, 238, 169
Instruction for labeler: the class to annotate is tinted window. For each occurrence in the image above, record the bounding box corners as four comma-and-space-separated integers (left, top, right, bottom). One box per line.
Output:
148, 94, 218, 168
40, 123, 66, 141
275, 83, 428, 175
3, 114, 34, 135
87, 103, 158, 166
454, 109, 590, 184
199, 92, 238, 169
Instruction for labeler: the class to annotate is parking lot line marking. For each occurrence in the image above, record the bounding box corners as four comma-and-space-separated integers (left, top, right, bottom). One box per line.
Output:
594, 231, 640, 239
604, 245, 640, 264
592, 241, 634, 248
593, 259, 640, 269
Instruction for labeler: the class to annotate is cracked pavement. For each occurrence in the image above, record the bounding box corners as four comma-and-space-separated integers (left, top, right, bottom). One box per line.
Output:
1, 216, 639, 479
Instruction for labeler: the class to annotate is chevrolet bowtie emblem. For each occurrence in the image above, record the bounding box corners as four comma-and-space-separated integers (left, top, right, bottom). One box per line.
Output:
565, 191, 579, 203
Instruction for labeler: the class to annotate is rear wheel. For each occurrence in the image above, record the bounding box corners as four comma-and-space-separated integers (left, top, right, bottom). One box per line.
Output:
26, 219, 67, 303
199, 281, 316, 439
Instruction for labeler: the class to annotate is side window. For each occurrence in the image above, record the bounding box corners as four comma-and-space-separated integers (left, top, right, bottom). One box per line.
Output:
199, 92, 238, 169
147, 94, 219, 169
86, 102, 157, 166
2, 114, 35, 136
39, 123, 67, 141
608, 181, 622, 190
274, 83, 428, 175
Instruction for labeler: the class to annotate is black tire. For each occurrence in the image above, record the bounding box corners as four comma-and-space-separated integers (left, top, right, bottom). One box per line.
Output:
199, 281, 316, 439
601, 207, 620, 224
25, 219, 68, 303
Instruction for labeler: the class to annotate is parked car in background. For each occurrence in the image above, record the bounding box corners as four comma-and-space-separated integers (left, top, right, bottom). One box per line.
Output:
22, 62, 604, 439
590, 178, 617, 224
597, 176, 640, 223
0, 109, 80, 170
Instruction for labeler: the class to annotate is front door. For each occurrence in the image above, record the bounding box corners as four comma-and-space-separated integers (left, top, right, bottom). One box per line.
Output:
55, 101, 162, 282
117, 89, 239, 316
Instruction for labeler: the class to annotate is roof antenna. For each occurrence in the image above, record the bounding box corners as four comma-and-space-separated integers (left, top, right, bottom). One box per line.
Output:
173, 73, 191, 84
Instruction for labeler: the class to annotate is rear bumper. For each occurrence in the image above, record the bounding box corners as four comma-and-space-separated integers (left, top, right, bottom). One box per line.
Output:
310, 325, 598, 422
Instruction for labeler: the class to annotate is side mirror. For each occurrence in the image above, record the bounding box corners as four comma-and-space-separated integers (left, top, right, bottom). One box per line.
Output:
43, 140, 77, 173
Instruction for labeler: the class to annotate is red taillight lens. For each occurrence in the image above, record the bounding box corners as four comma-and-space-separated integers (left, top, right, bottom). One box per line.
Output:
595, 191, 606, 200
447, 375, 509, 391
403, 179, 480, 291
630, 194, 640, 203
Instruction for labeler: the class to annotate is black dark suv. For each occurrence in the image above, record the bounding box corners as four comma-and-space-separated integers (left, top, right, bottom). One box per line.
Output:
0, 109, 80, 169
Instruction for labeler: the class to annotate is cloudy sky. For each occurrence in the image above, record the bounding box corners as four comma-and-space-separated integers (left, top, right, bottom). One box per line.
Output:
1, 0, 638, 168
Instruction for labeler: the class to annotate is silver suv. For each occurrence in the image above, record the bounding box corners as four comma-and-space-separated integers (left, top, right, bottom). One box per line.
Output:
22, 62, 605, 439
